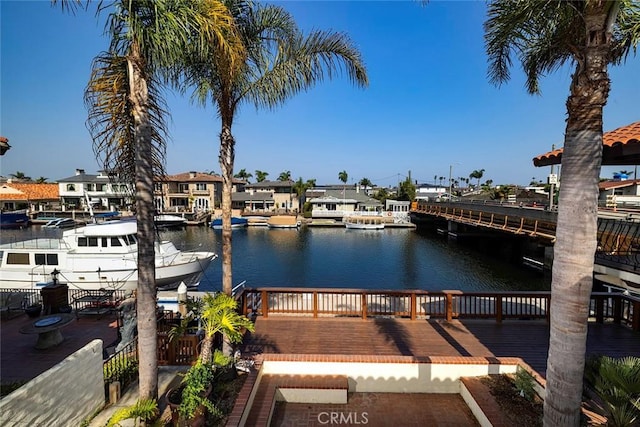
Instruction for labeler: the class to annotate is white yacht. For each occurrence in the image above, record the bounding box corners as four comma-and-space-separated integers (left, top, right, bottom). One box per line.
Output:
0, 220, 216, 290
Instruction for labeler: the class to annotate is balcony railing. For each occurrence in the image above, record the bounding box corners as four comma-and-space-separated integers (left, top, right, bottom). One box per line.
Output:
237, 287, 639, 331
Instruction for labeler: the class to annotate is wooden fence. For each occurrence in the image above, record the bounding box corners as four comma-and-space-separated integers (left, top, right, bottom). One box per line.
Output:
237, 287, 640, 331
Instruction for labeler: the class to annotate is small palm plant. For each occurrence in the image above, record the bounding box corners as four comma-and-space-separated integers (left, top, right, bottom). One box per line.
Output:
106, 399, 160, 427
584, 355, 640, 427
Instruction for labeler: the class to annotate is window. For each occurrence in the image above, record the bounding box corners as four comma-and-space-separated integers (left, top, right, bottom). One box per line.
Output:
111, 237, 122, 246
179, 183, 189, 193
35, 254, 59, 266
86, 183, 95, 191
196, 183, 207, 191
67, 184, 76, 191
88, 237, 98, 247
7, 253, 29, 265
154, 183, 163, 192
101, 238, 108, 247
97, 183, 106, 191
78, 237, 87, 247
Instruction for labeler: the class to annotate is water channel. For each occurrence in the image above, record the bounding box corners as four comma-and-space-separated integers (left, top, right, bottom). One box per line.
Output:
2, 225, 551, 293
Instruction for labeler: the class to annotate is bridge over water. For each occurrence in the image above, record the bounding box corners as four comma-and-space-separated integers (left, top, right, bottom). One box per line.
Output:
409, 200, 640, 294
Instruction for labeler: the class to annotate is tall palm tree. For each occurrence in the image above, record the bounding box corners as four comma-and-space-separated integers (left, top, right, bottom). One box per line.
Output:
187, 0, 368, 297
485, 1, 639, 425
234, 168, 252, 182
84, 0, 241, 401
469, 169, 484, 189
254, 170, 269, 182
278, 170, 292, 181
359, 177, 373, 189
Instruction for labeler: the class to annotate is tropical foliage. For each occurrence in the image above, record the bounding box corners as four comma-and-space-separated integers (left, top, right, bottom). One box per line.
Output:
234, 168, 252, 182
81, 0, 242, 402
254, 170, 269, 182
584, 355, 640, 427
484, 1, 640, 425
106, 399, 160, 427
186, 0, 368, 299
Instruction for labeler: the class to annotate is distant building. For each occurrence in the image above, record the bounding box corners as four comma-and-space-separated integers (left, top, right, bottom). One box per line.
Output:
244, 180, 298, 213
599, 179, 640, 208
0, 181, 59, 212
307, 186, 382, 219
57, 169, 132, 211
415, 183, 447, 201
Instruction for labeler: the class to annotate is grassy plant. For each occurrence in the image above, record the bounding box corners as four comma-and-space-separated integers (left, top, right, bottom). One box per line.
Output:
103, 354, 138, 383
514, 367, 537, 402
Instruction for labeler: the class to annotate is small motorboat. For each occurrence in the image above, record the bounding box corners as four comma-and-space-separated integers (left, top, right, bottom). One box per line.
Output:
210, 217, 248, 230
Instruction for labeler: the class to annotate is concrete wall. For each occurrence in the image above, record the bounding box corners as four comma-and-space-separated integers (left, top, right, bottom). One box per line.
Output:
0, 340, 104, 427
261, 360, 518, 394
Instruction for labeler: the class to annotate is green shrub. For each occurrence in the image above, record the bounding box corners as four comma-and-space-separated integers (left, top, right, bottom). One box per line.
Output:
514, 367, 537, 402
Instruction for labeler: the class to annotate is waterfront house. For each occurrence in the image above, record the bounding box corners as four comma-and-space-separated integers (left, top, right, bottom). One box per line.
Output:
231, 191, 274, 213
415, 183, 448, 201
243, 180, 298, 213
156, 171, 233, 213
0, 181, 59, 212
58, 169, 133, 211
307, 186, 382, 219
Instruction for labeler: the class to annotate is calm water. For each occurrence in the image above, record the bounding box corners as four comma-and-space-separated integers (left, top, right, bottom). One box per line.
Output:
160, 226, 551, 293
1, 225, 551, 293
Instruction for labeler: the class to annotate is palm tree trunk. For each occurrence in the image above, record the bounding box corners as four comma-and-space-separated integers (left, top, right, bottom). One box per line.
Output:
219, 121, 236, 357
219, 121, 235, 297
543, 7, 611, 426
128, 47, 158, 401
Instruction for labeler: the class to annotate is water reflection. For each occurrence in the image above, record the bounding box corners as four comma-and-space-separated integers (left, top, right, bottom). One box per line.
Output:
161, 226, 550, 293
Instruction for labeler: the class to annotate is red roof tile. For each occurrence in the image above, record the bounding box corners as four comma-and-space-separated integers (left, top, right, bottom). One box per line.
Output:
533, 121, 640, 167
0, 183, 59, 201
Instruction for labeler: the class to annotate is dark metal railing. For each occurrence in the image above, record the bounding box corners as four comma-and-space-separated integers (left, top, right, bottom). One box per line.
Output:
103, 338, 138, 402
237, 288, 639, 331
596, 218, 640, 273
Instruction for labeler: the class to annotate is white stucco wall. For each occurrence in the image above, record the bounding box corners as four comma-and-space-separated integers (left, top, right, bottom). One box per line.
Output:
0, 340, 104, 427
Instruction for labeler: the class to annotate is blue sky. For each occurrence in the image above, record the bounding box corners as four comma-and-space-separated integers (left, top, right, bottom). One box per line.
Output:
1, 1, 639, 187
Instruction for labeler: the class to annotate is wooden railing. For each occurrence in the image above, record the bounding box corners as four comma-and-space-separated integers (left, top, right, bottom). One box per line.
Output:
237, 288, 640, 331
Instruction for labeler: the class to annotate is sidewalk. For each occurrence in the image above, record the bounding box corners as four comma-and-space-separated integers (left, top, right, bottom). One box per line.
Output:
89, 366, 189, 427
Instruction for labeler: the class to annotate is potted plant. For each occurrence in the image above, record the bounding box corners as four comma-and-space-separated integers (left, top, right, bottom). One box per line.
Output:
105, 398, 160, 427
166, 361, 219, 427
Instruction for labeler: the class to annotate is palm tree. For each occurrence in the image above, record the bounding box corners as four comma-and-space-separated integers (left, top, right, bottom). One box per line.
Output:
277, 170, 292, 181
187, 0, 368, 298
10, 171, 31, 181
188, 293, 255, 364
469, 169, 484, 189
83, 0, 241, 402
35, 177, 48, 184
359, 177, 373, 190
234, 168, 252, 182
438, 176, 445, 186
485, 1, 639, 424
254, 170, 269, 182
433, 174, 438, 185
338, 170, 348, 185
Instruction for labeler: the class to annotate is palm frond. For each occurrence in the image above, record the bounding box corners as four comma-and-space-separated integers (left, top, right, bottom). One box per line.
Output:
85, 51, 168, 184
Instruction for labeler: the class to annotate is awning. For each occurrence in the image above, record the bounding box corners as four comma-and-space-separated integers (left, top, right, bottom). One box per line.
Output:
533, 121, 640, 167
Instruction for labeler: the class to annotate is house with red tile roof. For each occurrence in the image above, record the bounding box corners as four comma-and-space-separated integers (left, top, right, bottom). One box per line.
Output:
533, 121, 640, 208
0, 182, 59, 211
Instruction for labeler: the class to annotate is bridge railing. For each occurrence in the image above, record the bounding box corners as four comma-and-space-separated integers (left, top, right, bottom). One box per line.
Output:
237, 288, 639, 331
